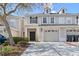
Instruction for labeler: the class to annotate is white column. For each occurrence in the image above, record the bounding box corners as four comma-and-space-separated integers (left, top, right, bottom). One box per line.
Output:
59, 27, 66, 42
25, 27, 27, 37
38, 28, 44, 42
41, 28, 44, 42
78, 18, 79, 25
18, 18, 22, 37
36, 28, 40, 42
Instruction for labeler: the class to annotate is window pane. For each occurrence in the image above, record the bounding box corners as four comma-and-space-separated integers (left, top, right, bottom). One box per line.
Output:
43, 18, 47, 23
30, 17, 37, 23
51, 18, 54, 23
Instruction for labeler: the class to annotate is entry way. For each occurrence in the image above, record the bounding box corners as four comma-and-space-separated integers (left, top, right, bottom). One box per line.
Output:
27, 29, 36, 41
67, 35, 79, 42
30, 31, 36, 41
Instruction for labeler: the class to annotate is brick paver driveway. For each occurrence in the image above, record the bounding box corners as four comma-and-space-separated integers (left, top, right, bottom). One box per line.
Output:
21, 42, 79, 56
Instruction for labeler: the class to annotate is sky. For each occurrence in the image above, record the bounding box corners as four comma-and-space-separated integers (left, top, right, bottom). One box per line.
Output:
32, 3, 79, 14
12, 3, 79, 16
53, 3, 79, 13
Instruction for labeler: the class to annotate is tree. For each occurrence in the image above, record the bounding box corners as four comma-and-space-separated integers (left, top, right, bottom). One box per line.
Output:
0, 3, 40, 45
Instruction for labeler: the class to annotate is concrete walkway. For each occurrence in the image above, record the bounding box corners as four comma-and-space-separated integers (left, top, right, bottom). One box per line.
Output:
21, 42, 79, 56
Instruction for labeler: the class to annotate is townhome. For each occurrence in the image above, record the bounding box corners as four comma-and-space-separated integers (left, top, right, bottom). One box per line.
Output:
24, 4, 79, 42
0, 4, 79, 42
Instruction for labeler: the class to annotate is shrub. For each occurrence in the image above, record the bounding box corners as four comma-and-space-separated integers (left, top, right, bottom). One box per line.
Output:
3, 41, 10, 46
17, 41, 29, 47
24, 37, 29, 42
13, 37, 29, 44
0, 46, 21, 56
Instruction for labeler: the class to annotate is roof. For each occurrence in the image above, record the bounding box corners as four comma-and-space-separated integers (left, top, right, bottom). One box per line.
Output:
25, 13, 79, 17
39, 24, 78, 26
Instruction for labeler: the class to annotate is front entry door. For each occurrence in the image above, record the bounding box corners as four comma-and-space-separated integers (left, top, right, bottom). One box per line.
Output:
30, 32, 36, 41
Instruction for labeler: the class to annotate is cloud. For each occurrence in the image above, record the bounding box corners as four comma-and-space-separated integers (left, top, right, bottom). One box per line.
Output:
51, 10, 56, 13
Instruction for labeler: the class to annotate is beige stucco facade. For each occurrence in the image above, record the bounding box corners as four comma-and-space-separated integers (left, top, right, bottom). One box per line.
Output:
24, 13, 79, 42
0, 13, 79, 42
25, 24, 79, 42
11, 28, 19, 37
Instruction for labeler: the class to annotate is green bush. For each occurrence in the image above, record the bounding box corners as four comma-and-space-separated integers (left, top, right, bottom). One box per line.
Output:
3, 41, 10, 46
0, 46, 15, 55
13, 37, 29, 44
17, 41, 29, 47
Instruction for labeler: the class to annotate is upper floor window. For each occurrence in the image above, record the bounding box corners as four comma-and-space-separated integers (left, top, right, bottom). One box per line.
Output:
43, 17, 47, 23
76, 16, 78, 24
51, 18, 54, 23
30, 17, 37, 24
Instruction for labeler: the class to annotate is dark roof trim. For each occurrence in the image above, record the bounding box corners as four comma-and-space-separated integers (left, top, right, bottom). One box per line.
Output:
39, 24, 78, 26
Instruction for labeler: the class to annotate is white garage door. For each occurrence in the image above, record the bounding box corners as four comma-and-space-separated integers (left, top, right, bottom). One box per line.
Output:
44, 30, 59, 42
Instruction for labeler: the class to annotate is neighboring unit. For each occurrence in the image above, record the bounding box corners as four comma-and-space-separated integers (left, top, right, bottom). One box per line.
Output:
0, 15, 25, 38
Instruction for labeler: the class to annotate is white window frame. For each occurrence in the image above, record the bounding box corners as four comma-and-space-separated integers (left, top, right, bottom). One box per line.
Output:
51, 18, 54, 24
43, 17, 47, 24
30, 17, 37, 24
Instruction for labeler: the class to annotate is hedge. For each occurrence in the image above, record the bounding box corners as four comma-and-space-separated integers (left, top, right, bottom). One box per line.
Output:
13, 37, 29, 44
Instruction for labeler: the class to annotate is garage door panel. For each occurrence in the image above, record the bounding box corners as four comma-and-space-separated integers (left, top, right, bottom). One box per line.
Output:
44, 31, 59, 42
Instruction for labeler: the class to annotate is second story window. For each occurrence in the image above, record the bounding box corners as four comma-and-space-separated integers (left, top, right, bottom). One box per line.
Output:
76, 16, 78, 24
43, 17, 47, 23
30, 17, 37, 24
51, 18, 54, 23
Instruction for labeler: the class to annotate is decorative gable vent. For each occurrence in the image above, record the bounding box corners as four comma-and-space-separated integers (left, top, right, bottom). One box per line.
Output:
58, 8, 67, 14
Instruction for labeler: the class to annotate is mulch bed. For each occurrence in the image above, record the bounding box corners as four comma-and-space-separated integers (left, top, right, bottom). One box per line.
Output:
0, 44, 30, 56
7, 47, 26, 56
